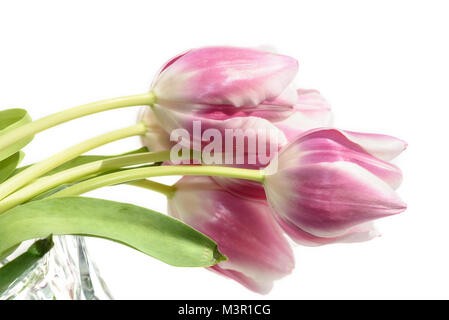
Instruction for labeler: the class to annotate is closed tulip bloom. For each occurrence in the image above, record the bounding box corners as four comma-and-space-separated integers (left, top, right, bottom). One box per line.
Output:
140, 87, 329, 160
211, 89, 333, 200
212, 127, 406, 200
264, 128, 407, 238
168, 176, 294, 294
148, 46, 299, 151
152, 46, 298, 109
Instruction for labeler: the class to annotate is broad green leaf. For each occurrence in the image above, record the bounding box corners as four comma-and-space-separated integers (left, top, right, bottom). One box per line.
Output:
0, 197, 226, 267
0, 151, 24, 184
0, 109, 33, 162
12, 146, 150, 176
0, 236, 53, 295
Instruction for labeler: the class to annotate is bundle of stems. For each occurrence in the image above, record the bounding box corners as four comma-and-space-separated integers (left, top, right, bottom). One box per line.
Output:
0, 92, 265, 293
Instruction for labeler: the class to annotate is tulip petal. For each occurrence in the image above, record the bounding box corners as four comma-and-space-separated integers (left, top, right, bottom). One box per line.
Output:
275, 213, 380, 246
152, 46, 298, 107
341, 130, 408, 161
138, 107, 173, 152
168, 176, 294, 294
273, 90, 407, 162
287, 128, 403, 189
208, 265, 274, 294
151, 104, 287, 154
275, 89, 333, 141
210, 89, 333, 201
265, 160, 406, 237
212, 176, 267, 201
262, 84, 299, 108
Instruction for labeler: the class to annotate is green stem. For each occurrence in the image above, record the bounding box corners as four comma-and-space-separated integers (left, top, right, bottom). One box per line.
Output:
0, 151, 173, 214
0, 122, 148, 200
127, 179, 176, 198
0, 92, 156, 158
51, 165, 265, 198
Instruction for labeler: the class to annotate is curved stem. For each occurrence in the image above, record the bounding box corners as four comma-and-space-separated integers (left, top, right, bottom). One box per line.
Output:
0, 151, 173, 214
51, 166, 265, 198
0, 122, 148, 200
0, 92, 156, 157
127, 179, 176, 198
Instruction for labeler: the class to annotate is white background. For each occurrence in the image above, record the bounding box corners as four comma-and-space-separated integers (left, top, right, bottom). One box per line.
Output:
0, 0, 448, 299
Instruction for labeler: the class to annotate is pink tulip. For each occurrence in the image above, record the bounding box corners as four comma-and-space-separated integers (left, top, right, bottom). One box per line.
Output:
211, 89, 333, 199
140, 87, 331, 159
148, 46, 299, 152
211, 133, 406, 205
168, 176, 294, 294
215, 127, 405, 203
152, 46, 298, 108
264, 128, 407, 238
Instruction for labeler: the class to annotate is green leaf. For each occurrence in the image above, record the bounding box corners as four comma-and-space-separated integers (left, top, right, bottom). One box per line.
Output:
12, 146, 149, 176
0, 151, 24, 184
0, 244, 20, 261
0, 109, 33, 162
0, 197, 226, 267
0, 236, 54, 295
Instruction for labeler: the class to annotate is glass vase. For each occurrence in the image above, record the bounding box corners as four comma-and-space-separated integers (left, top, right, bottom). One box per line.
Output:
0, 236, 113, 300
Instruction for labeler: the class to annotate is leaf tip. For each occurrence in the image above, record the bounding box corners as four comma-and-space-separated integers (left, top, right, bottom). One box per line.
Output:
28, 235, 54, 257
213, 246, 227, 265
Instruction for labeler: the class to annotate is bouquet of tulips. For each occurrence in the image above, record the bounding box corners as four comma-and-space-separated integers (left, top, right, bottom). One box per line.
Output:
0, 46, 406, 295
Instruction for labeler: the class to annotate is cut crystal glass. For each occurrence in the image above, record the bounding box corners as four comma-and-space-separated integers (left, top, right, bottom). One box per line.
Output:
0, 236, 112, 300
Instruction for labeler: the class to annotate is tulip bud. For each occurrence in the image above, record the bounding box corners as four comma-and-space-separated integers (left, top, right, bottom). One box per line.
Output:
147, 46, 299, 153
168, 176, 294, 294
152, 46, 298, 108
264, 128, 407, 238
